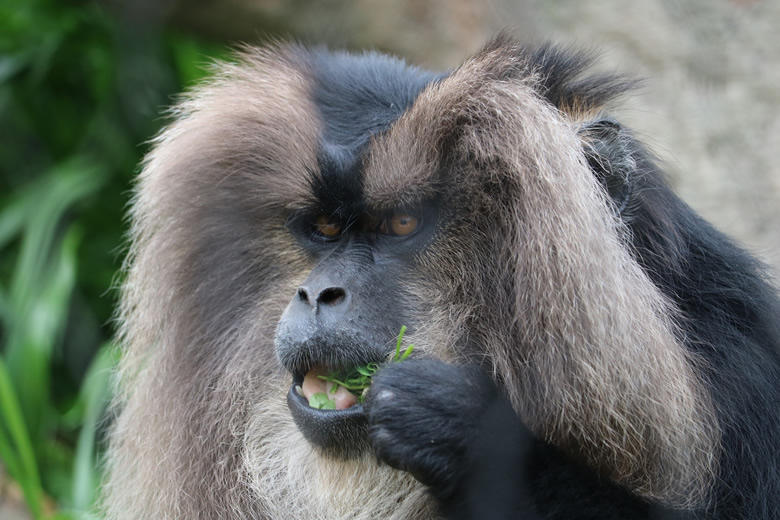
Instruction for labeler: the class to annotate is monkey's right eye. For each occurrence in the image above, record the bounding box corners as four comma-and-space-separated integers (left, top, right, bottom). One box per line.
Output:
313, 215, 342, 239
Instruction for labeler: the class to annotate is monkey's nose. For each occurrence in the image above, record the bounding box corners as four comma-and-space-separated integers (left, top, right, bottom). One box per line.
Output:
297, 286, 348, 310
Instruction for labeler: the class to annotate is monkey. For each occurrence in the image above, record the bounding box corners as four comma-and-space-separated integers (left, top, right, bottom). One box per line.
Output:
102, 35, 780, 519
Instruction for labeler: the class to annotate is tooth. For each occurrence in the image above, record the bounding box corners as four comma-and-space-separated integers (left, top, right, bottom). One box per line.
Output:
294, 385, 303, 396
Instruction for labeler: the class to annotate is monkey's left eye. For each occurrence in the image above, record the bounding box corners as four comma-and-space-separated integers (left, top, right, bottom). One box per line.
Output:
379, 212, 420, 237
314, 216, 342, 239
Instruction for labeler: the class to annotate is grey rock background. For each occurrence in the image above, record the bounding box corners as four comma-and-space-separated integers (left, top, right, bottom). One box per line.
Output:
171, 0, 779, 276
530, 0, 780, 278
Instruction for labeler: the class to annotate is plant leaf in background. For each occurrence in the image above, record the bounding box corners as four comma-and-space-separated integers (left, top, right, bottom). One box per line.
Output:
0, 160, 105, 518
3, 160, 105, 440
71, 344, 118, 513
0, 0, 227, 517
0, 355, 44, 517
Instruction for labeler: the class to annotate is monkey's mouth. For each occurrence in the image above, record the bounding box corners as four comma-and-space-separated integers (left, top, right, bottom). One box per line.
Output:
296, 367, 364, 410
287, 368, 369, 456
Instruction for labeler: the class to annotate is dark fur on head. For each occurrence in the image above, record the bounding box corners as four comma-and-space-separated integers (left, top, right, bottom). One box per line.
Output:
104, 35, 780, 520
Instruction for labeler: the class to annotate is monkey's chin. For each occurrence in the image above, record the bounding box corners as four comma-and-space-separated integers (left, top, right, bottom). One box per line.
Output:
287, 381, 370, 458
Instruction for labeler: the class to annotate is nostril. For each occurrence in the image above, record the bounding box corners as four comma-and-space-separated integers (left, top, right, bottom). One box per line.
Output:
297, 287, 309, 303
317, 287, 346, 306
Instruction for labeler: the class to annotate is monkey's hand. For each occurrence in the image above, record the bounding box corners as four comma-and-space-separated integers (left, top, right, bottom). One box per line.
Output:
365, 359, 536, 518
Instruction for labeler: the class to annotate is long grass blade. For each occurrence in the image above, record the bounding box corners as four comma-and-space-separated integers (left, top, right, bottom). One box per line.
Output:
71, 343, 118, 511
5, 224, 83, 441
4, 158, 104, 439
0, 356, 43, 517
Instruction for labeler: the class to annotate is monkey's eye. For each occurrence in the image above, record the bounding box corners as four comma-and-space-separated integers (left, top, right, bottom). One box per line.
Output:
379, 212, 420, 237
314, 215, 342, 239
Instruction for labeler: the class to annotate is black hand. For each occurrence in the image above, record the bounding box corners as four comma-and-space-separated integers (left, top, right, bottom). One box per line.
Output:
364, 359, 538, 518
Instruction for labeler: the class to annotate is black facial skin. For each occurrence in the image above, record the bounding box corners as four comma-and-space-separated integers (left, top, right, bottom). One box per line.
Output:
275, 203, 437, 457
273, 48, 444, 458
276, 214, 412, 372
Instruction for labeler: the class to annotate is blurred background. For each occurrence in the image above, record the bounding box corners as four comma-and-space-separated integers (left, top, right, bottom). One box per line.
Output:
1, 0, 777, 518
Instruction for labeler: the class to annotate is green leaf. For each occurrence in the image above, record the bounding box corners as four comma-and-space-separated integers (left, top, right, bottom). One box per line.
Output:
0, 356, 43, 517
314, 327, 413, 400
317, 374, 365, 391
3, 158, 105, 439
0, 52, 32, 84
308, 392, 336, 410
355, 366, 373, 376
71, 343, 118, 510
7, 158, 104, 318
5, 224, 84, 441
0, 187, 29, 250
0, 287, 8, 325
394, 325, 407, 361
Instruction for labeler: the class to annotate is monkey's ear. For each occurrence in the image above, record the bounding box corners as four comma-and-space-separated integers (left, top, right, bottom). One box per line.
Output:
578, 119, 636, 215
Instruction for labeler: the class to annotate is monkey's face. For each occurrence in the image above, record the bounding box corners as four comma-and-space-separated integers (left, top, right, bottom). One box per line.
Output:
275, 203, 440, 455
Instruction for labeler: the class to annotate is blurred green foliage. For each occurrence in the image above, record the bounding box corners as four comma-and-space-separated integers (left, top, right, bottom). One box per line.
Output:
0, 0, 227, 517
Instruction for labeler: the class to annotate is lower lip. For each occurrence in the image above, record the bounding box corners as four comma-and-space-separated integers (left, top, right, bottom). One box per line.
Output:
286, 383, 369, 456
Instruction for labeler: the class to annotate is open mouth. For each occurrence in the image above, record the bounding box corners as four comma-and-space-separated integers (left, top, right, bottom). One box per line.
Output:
296, 367, 366, 410
283, 328, 414, 455
286, 367, 370, 456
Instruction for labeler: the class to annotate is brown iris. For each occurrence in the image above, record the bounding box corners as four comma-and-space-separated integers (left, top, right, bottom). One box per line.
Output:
389, 213, 419, 236
379, 212, 419, 236
315, 215, 341, 238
